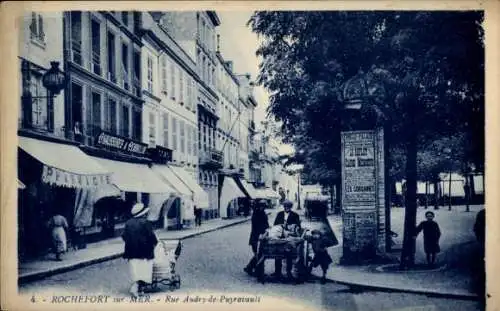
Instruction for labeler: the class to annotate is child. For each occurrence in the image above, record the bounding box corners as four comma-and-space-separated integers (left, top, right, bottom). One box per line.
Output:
414, 211, 441, 267
308, 230, 333, 284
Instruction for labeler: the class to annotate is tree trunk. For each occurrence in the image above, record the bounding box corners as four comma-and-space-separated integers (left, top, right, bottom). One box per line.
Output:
433, 179, 440, 210
400, 111, 418, 269
424, 182, 429, 209
330, 184, 335, 214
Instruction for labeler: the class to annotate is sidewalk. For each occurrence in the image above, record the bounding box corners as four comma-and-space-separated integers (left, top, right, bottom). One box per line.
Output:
307, 205, 483, 300
19, 210, 277, 284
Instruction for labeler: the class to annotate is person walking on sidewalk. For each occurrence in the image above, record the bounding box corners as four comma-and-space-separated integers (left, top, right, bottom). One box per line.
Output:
122, 203, 158, 298
194, 205, 202, 227
47, 213, 69, 261
244, 200, 269, 276
414, 211, 441, 267
307, 230, 333, 284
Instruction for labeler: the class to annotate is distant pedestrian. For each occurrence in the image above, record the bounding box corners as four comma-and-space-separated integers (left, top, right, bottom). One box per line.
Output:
414, 211, 441, 266
47, 214, 69, 261
244, 200, 269, 276
194, 206, 202, 226
122, 203, 158, 298
307, 230, 333, 284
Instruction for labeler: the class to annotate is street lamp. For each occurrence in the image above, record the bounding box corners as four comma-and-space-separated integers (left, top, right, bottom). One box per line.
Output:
443, 147, 452, 211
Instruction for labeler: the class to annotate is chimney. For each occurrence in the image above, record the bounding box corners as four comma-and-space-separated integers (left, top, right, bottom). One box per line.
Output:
217, 34, 220, 53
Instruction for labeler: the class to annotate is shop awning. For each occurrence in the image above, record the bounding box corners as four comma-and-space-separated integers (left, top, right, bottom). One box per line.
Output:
169, 165, 209, 209
18, 136, 112, 188
220, 176, 246, 218
255, 188, 280, 199
240, 179, 258, 198
151, 165, 192, 197
90, 157, 174, 194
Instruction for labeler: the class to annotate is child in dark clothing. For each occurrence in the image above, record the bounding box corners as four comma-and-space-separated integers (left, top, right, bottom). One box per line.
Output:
414, 211, 441, 267
307, 230, 333, 284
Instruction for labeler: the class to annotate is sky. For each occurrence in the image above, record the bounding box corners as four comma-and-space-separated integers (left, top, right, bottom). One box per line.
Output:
216, 11, 294, 156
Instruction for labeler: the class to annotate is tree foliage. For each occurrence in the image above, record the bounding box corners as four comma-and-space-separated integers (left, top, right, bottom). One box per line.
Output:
249, 11, 484, 266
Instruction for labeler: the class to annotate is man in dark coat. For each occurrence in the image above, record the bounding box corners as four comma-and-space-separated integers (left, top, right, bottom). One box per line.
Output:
122, 203, 158, 297
273, 200, 301, 279
244, 200, 269, 276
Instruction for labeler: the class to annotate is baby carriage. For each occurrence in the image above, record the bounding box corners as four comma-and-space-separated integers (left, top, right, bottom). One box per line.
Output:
149, 239, 182, 291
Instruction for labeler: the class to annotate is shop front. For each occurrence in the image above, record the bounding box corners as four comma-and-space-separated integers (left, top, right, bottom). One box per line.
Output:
17, 136, 112, 260
148, 145, 195, 230
76, 132, 174, 243
219, 174, 246, 219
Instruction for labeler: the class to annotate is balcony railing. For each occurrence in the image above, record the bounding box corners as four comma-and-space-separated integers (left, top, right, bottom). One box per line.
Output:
199, 148, 224, 169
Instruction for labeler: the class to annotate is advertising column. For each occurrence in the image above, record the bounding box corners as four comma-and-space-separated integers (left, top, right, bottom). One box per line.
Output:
340, 130, 385, 262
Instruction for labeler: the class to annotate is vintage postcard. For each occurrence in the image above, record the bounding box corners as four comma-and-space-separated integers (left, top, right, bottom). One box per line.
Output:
1, 1, 499, 311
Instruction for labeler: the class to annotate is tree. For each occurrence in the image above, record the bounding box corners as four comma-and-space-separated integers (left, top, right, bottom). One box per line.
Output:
249, 11, 484, 267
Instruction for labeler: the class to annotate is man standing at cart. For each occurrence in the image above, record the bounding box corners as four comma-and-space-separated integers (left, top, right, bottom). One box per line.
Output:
273, 200, 301, 279
122, 202, 158, 298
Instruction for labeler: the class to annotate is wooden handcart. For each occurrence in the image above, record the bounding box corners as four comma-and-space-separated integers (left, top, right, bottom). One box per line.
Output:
255, 229, 312, 283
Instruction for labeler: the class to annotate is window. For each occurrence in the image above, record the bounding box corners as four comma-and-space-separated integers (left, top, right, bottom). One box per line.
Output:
71, 83, 83, 137
172, 117, 177, 150
70, 12, 82, 65
87, 92, 101, 138
180, 120, 185, 153
186, 76, 192, 110
149, 112, 156, 147
107, 98, 117, 134
162, 113, 169, 148
91, 19, 101, 75
107, 31, 116, 82
147, 56, 153, 93
133, 50, 141, 96
30, 12, 45, 43
203, 123, 207, 151
192, 127, 197, 156
132, 107, 141, 140
179, 69, 184, 104
187, 124, 191, 155
30, 73, 47, 130
119, 103, 130, 137
170, 62, 176, 99
121, 12, 129, 26
161, 56, 167, 93
122, 43, 129, 89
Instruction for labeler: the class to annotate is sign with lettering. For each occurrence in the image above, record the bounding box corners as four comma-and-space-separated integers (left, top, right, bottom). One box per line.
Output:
147, 145, 173, 164
41, 165, 112, 188
341, 131, 376, 208
96, 131, 147, 156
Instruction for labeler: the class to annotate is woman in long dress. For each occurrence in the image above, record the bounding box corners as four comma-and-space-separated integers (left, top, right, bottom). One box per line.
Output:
47, 214, 69, 261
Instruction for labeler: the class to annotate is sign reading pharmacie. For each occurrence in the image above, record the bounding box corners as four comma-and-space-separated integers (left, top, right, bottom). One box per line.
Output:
42, 165, 112, 188
95, 131, 148, 156
341, 130, 377, 209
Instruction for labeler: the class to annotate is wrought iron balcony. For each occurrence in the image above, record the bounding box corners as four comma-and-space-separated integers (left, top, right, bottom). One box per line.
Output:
199, 148, 224, 169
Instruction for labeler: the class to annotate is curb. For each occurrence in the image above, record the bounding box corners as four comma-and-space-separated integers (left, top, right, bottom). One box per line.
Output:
19, 215, 258, 284
317, 272, 479, 300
